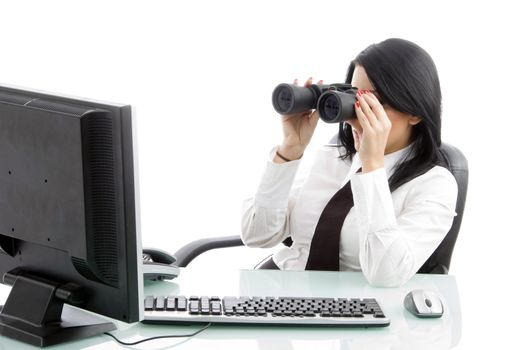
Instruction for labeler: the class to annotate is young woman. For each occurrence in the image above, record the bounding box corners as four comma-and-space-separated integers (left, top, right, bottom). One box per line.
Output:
241, 38, 458, 287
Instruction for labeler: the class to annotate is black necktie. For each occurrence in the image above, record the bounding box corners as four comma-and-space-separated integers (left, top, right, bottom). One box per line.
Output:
305, 168, 361, 271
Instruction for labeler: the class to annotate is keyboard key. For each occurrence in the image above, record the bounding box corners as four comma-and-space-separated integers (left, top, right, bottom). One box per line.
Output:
166, 297, 176, 311
200, 297, 210, 308
222, 297, 238, 308
144, 296, 154, 311
177, 297, 187, 311
189, 300, 200, 314
257, 309, 267, 316
155, 297, 165, 311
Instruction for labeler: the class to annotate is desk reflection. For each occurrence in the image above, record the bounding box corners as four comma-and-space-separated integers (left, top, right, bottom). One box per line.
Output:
236, 270, 461, 350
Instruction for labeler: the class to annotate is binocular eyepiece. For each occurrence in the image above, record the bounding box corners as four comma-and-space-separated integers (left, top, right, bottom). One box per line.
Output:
272, 83, 359, 123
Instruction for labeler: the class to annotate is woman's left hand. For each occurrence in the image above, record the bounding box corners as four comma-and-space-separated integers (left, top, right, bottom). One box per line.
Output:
354, 90, 392, 173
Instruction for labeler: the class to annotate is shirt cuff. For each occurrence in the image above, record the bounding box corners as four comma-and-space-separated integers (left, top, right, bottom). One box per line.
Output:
254, 146, 301, 208
350, 167, 397, 232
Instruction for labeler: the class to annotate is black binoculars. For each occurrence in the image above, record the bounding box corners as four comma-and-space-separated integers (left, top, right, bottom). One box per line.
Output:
272, 83, 359, 123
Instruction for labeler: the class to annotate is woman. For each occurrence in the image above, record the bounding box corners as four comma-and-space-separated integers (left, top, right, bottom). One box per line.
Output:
241, 38, 458, 287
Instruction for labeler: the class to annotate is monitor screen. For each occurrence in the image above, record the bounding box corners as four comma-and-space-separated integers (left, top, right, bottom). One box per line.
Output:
0, 84, 143, 346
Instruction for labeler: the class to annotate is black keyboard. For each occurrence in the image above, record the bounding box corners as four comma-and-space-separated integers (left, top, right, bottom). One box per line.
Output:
142, 295, 389, 327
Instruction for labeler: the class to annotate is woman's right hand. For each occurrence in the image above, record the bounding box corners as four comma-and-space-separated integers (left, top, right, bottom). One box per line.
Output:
277, 77, 322, 161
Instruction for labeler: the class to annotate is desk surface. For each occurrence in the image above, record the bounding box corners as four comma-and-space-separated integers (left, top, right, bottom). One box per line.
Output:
0, 266, 463, 350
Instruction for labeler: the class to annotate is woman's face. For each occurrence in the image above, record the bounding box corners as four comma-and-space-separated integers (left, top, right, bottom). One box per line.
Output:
347, 65, 421, 154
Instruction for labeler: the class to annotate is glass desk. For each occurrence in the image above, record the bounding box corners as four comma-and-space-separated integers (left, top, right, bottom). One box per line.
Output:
0, 265, 461, 349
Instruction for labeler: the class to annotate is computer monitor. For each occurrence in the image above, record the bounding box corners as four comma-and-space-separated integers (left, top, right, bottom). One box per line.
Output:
0, 84, 143, 347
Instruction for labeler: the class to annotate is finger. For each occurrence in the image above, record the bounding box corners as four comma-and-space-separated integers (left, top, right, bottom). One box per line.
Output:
355, 100, 372, 131
365, 90, 386, 107
309, 110, 320, 126
304, 77, 313, 87
364, 90, 380, 103
363, 92, 391, 127
357, 92, 380, 128
299, 110, 311, 118
352, 128, 361, 151
362, 92, 383, 116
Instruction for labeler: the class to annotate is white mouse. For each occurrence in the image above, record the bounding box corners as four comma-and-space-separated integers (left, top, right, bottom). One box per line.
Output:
404, 289, 443, 318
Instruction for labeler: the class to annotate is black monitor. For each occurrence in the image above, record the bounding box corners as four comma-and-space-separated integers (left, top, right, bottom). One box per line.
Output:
0, 84, 143, 347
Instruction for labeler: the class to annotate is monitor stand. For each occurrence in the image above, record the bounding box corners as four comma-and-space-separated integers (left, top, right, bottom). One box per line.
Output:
0, 270, 116, 347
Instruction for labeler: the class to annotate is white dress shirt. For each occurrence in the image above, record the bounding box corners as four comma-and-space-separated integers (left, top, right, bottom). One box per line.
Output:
241, 143, 458, 287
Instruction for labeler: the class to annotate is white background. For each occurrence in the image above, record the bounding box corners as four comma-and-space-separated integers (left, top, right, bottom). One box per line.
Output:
1, 0, 525, 348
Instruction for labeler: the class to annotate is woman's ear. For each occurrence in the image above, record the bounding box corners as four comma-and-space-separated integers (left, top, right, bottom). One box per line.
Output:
408, 115, 422, 125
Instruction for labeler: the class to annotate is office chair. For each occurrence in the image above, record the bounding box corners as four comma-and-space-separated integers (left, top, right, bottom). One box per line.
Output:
173, 140, 469, 275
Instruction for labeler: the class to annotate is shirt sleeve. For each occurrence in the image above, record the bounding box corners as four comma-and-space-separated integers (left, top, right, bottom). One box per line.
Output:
349, 166, 458, 287
240, 147, 303, 248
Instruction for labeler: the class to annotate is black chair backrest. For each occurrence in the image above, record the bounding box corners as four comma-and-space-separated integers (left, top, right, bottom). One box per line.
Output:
418, 143, 469, 273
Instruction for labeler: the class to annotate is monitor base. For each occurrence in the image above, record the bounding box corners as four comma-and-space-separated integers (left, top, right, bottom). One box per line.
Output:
0, 305, 116, 347
0, 270, 116, 347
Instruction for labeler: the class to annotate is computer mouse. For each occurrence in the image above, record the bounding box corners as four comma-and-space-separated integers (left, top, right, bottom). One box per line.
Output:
403, 289, 443, 318
142, 248, 180, 281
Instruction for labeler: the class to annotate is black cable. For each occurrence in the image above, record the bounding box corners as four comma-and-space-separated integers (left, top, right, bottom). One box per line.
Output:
104, 322, 212, 346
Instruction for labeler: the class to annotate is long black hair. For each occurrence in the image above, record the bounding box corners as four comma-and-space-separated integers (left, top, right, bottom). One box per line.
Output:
339, 38, 446, 191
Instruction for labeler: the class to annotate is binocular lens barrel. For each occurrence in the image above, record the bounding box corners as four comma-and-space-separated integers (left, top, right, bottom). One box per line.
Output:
317, 90, 358, 123
272, 83, 358, 123
272, 83, 318, 115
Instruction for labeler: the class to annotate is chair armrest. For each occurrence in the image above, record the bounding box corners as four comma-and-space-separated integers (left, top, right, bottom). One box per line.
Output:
173, 235, 244, 267
429, 264, 449, 275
